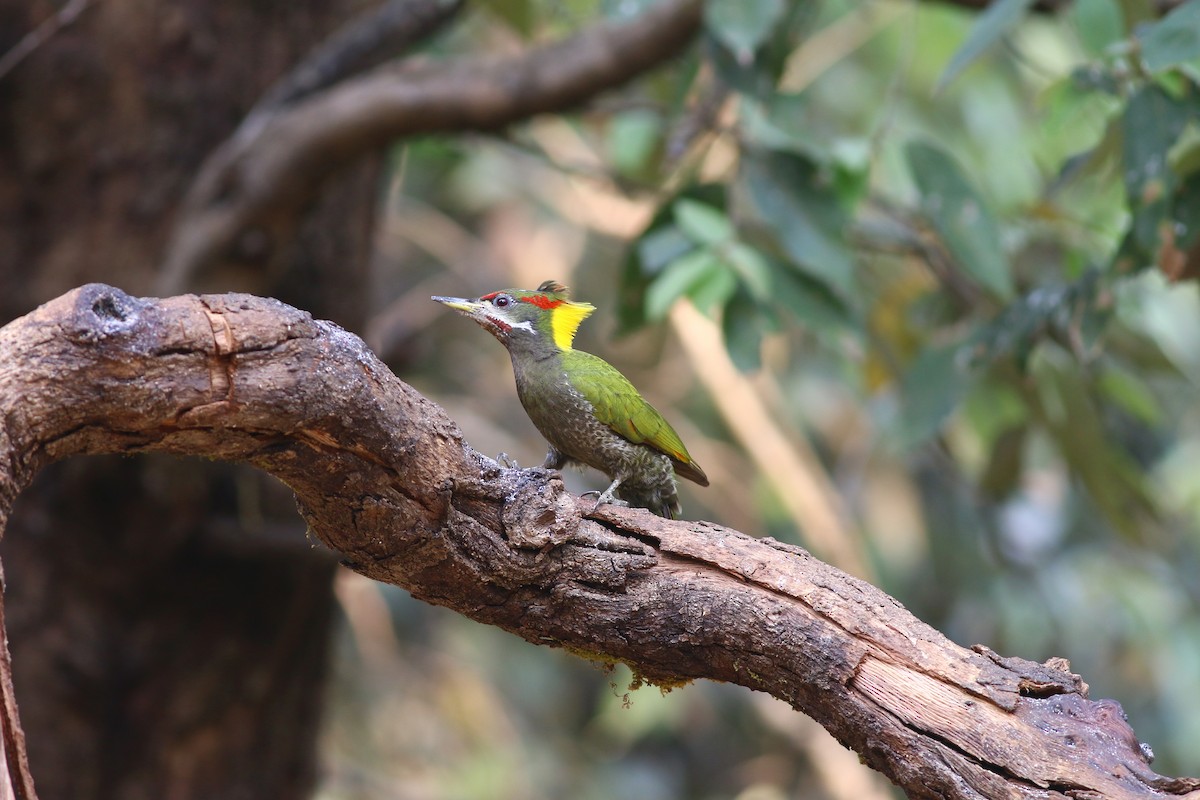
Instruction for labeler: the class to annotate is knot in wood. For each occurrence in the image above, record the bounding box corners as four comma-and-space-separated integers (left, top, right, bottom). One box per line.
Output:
501, 471, 580, 551
67, 283, 145, 343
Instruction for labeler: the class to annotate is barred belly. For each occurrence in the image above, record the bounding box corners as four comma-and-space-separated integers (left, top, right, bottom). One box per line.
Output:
513, 361, 681, 517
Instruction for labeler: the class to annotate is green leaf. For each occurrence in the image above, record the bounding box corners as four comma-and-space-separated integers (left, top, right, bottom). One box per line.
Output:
601, 0, 657, 20
962, 378, 1028, 446
1173, 169, 1200, 252
1120, 84, 1191, 256
906, 141, 1013, 299
1069, 63, 1121, 95
937, 0, 1036, 92
636, 225, 693, 275
704, 0, 786, 65
966, 272, 1104, 370
673, 198, 734, 245
478, 0, 534, 36
1068, 0, 1125, 58
688, 263, 739, 314
720, 241, 772, 301
1099, 365, 1162, 424
1115, 0, 1159, 30
1123, 79, 1192, 166
1138, 0, 1200, 73
740, 93, 818, 155
738, 150, 856, 296
1172, 126, 1200, 179
708, 32, 776, 99
721, 290, 772, 371
618, 185, 727, 335
977, 424, 1027, 501
607, 111, 662, 178
900, 342, 978, 446
1045, 97, 1123, 196
645, 247, 722, 320
831, 138, 871, 208
1030, 351, 1159, 541
768, 261, 854, 334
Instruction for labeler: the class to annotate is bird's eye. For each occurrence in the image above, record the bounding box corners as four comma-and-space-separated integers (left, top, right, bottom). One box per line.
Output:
493, 295, 512, 308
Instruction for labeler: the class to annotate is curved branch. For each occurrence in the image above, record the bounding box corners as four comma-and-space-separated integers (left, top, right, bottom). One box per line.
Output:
0, 285, 1197, 800
0, 577, 34, 800
158, 0, 704, 292
242, 0, 468, 128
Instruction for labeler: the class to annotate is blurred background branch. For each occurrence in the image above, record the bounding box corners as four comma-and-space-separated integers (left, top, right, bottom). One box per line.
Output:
158, 0, 704, 294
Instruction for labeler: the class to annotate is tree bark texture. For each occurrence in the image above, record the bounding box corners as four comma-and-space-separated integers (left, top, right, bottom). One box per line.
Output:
1, 284, 1197, 800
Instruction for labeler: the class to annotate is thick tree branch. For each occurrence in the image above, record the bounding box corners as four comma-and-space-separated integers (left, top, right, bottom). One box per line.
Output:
0, 570, 34, 800
242, 0, 467, 129
158, 0, 704, 293
0, 285, 1197, 800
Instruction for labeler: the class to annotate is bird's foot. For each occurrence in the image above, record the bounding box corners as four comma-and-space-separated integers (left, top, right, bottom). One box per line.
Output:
496, 452, 521, 469
582, 483, 629, 513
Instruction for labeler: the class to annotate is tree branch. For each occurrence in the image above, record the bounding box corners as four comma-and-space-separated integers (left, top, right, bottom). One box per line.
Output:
0, 0, 96, 82
158, 0, 704, 293
0, 565, 35, 800
153, 0, 1182, 295
238, 0, 468, 140
0, 285, 1197, 800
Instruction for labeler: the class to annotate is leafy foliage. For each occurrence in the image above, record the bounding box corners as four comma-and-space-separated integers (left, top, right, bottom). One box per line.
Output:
378, 0, 1200, 793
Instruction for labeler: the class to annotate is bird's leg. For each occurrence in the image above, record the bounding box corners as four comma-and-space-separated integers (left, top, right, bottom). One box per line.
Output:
582, 477, 629, 512
496, 452, 520, 469
541, 448, 567, 470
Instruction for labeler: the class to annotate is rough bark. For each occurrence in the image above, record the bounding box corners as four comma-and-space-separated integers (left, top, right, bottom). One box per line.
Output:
1, 284, 1196, 800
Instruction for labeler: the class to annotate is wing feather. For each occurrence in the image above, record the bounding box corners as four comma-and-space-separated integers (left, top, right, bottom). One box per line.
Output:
567, 352, 709, 486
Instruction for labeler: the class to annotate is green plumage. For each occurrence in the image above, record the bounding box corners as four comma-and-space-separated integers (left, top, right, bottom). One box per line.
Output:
560, 350, 708, 486
433, 280, 708, 518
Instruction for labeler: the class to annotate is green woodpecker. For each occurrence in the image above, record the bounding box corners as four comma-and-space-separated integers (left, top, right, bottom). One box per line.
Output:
433, 280, 708, 518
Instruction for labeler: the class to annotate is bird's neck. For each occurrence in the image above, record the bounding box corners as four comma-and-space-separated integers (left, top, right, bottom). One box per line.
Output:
505, 328, 565, 367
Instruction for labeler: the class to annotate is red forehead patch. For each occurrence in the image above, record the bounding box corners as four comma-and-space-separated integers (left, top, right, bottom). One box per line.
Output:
478, 290, 564, 309
522, 295, 564, 310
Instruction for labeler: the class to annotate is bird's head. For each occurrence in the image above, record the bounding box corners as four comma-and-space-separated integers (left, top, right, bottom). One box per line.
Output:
432, 280, 596, 350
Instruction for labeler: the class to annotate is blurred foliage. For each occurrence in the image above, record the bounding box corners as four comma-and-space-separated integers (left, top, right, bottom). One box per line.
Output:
328, 0, 1200, 796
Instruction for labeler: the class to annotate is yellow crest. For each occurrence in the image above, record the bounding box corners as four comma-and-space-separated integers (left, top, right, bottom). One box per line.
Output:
531, 280, 595, 351
550, 300, 595, 350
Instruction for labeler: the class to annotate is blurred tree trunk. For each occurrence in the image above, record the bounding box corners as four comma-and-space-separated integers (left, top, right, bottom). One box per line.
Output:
0, 1, 378, 797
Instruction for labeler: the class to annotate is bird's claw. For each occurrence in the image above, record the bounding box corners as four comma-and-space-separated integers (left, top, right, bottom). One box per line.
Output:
497, 452, 521, 469
581, 489, 629, 513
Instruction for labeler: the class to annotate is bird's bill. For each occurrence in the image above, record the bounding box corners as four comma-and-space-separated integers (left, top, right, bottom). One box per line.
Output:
433, 294, 510, 342
431, 296, 484, 314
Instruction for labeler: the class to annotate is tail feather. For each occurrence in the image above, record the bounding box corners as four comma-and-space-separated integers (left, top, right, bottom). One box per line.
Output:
616, 484, 681, 519
673, 459, 709, 487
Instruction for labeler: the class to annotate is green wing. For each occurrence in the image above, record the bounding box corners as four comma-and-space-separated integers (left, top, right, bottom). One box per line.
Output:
565, 351, 709, 486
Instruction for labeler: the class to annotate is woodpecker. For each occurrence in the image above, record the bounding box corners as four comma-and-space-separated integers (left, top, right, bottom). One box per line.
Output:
433, 280, 708, 518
